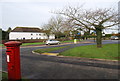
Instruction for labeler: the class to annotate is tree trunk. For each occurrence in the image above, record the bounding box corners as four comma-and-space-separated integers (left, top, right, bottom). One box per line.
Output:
96, 29, 102, 48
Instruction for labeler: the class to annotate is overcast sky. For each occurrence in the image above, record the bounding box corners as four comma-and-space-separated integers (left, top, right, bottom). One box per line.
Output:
0, 0, 119, 34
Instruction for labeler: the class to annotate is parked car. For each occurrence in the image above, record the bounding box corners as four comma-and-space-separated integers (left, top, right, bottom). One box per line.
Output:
110, 36, 119, 40
46, 39, 60, 45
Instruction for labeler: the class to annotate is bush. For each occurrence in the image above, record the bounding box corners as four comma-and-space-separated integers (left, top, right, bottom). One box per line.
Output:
105, 34, 112, 37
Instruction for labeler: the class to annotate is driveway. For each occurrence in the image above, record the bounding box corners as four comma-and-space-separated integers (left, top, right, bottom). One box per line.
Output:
2, 40, 119, 79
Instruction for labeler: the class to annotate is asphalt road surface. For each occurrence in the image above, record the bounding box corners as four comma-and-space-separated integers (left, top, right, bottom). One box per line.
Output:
2, 40, 119, 79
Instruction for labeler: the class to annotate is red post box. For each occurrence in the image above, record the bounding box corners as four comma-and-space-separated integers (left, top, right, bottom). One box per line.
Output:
4, 41, 22, 80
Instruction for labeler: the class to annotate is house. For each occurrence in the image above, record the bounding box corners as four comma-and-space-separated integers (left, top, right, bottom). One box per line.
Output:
9, 27, 55, 40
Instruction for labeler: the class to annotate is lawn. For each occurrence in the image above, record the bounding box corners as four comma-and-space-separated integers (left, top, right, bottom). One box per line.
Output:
60, 44, 119, 60
21, 42, 44, 46
34, 46, 69, 54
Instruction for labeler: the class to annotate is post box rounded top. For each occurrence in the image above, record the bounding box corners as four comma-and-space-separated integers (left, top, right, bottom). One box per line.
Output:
4, 41, 22, 46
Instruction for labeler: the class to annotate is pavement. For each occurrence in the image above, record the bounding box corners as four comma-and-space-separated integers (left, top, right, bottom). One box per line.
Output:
1, 40, 119, 79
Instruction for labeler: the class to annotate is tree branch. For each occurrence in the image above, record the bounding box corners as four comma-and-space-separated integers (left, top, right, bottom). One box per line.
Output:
104, 23, 119, 28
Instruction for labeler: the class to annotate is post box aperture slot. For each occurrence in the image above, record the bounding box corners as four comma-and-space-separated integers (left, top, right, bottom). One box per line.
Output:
6, 50, 14, 63
7, 55, 10, 62
7, 46, 14, 47
6, 51, 11, 63
6, 51, 11, 52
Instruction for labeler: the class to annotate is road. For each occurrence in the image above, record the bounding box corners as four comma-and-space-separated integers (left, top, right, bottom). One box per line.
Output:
2, 40, 119, 79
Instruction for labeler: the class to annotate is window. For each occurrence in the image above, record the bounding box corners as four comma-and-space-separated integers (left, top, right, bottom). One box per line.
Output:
23, 38, 25, 40
36, 34, 38, 35
31, 34, 33, 35
39, 34, 41, 36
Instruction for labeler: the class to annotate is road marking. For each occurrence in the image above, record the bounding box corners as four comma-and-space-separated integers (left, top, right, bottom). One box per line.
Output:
32, 51, 59, 56
41, 53, 59, 56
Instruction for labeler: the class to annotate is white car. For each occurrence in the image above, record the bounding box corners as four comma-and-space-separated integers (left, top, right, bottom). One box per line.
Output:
46, 39, 60, 45
110, 36, 119, 40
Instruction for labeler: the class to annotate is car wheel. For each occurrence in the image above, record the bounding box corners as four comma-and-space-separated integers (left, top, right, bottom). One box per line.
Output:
48, 43, 50, 45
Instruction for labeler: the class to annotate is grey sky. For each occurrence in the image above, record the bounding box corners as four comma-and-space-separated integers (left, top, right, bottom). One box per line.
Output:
0, 0, 119, 34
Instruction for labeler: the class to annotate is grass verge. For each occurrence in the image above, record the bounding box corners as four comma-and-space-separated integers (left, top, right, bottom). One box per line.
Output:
34, 44, 119, 60
1, 40, 81, 47
0, 44, 4, 47
21, 42, 44, 46
0, 44, 2, 46
1, 42, 44, 47
1, 72, 8, 79
60, 44, 119, 60
1, 72, 30, 81
34, 46, 69, 54
22, 40, 76, 46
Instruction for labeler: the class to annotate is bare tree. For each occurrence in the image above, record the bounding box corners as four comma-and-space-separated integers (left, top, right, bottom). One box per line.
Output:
61, 20, 75, 38
43, 15, 64, 38
54, 6, 118, 48
42, 24, 53, 39
42, 15, 73, 39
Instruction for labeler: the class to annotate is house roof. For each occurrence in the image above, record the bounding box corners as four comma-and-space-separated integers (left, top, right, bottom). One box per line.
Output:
11, 27, 46, 33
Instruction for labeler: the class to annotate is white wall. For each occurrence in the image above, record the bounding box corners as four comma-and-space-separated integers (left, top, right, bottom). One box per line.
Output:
49, 34, 55, 39
9, 32, 55, 40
